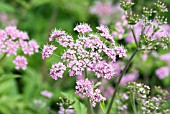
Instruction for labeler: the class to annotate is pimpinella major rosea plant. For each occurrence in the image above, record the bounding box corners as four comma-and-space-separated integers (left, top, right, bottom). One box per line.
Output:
42, 0, 170, 113
0, 26, 39, 70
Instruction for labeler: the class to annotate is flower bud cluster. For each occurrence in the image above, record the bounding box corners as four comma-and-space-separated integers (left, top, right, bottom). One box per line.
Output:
120, 1, 134, 11
127, 82, 169, 113
127, 82, 150, 99
0, 26, 39, 70
57, 97, 75, 114
154, 0, 168, 13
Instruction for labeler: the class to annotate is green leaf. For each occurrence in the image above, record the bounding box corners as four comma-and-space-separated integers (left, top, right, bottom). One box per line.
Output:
100, 101, 106, 113
61, 92, 87, 114
74, 101, 87, 114
95, 82, 102, 87
0, 74, 20, 83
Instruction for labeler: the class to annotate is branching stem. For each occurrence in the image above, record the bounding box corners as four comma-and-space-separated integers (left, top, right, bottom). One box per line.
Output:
106, 48, 139, 114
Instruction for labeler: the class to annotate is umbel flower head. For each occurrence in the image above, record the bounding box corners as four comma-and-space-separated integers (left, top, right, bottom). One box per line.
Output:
42, 23, 127, 80
42, 23, 127, 106
0, 26, 39, 70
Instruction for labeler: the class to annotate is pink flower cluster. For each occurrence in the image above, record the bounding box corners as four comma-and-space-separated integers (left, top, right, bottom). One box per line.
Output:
74, 23, 92, 34
90, 1, 123, 25
50, 62, 66, 80
41, 90, 53, 98
112, 15, 128, 40
42, 45, 56, 59
155, 53, 170, 79
156, 66, 169, 79
75, 79, 106, 107
0, 12, 18, 26
42, 23, 127, 80
13, 56, 28, 70
0, 26, 39, 70
42, 23, 127, 106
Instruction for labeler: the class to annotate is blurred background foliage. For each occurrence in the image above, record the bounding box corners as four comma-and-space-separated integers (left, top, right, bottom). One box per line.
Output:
0, 0, 170, 114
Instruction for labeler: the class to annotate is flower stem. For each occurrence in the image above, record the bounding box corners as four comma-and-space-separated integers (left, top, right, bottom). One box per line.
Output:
0, 53, 7, 63
106, 48, 139, 114
131, 27, 138, 47
84, 68, 87, 79
89, 99, 94, 114
84, 68, 94, 114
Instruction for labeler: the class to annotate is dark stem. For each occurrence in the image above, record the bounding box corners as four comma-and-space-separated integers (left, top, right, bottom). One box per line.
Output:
131, 27, 138, 47
106, 48, 139, 114
0, 53, 7, 63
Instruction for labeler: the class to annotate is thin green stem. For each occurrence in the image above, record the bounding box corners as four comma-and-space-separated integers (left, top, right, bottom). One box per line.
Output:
106, 48, 139, 114
131, 27, 138, 47
89, 99, 94, 114
0, 53, 7, 63
84, 68, 87, 79
132, 93, 137, 114
84, 68, 94, 114
130, 94, 137, 114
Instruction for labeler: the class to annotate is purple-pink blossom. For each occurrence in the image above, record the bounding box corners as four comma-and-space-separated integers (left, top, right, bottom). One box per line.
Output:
13, 56, 28, 70
74, 23, 92, 34
89, 89, 106, 107
120, 73, 138, 85
41, 90, 53, 98
94, 61, 115, 80
156, 66, 169, 79
42, 45, 56, 59
49, 29, 66, 42
0, 26, 39, 70
160, 53, 170, 63
50, 62, 66, 80
75, 79, 93, 98
75, 79, 106, 107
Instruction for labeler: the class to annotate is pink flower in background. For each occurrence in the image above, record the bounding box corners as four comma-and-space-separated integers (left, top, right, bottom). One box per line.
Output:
156, 66, 169, 79
90, 1, 113, 17
125, 21, 142, 43
90, 1, 123, 25
0, 12, 18, 26
41, 90, 53, 98
160, 53, 170, 63
125, 21, 170, 43
0, 26, 39, 70
120, 73, 138, 85
112, 62, 122, 76
104, 86, 114, 98
58, 106, 75, 114
141, 53, 148, 61
13, 56, 28, 70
